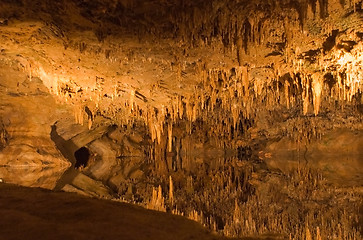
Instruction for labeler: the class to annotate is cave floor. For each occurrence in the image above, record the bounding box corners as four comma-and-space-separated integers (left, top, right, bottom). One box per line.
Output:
0, 183, 244, 240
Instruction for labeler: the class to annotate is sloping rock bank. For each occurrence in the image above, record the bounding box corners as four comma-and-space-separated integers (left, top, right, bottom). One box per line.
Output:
0, 183, 240, 240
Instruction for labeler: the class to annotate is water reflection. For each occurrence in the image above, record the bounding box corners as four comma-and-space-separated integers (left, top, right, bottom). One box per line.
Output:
0, 165, 68, 189
0, 153, 361, 239
1, 154, 362, 193
264, 155, 363, 186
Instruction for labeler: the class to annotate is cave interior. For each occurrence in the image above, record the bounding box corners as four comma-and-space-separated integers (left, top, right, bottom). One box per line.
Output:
0, 0, 362, 239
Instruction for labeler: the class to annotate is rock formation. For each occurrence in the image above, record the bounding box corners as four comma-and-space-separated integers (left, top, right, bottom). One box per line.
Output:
0, 0, 362, 239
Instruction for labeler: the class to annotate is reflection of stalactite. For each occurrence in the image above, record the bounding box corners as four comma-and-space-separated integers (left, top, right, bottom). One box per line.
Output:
147, 185, 166, 212
169, 176, 174, 205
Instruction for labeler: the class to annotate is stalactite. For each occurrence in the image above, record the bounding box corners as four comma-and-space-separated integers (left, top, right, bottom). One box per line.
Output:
74, 105, 84, 125
302, 74, 310, 115
129, 89, 135, 113
311, 72, 323, 115
167, 122, 173, 152
284, 79, 291, 109
169, 176, 174, 205
88, 118, 92, 130
178, 96, 184, 119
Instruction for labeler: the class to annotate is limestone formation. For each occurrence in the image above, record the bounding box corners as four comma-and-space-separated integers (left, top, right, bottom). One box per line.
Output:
0, 0, 362, 239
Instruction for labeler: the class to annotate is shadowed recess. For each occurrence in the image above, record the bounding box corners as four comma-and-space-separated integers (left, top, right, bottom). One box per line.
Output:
74, 147, 90, 169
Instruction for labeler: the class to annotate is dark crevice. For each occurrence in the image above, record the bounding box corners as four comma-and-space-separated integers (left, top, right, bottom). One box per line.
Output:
323, 29, 339, 53
74, 147, 90, 169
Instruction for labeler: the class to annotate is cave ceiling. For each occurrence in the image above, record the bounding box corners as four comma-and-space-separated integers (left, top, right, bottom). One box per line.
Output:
0, 0, 362, 158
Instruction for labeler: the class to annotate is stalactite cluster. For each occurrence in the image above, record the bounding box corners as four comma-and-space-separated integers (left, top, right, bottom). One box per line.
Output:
138, 158, 361, 240
222, 167, 361, 239
0, 0, 362, 239
15, 0, 360, 158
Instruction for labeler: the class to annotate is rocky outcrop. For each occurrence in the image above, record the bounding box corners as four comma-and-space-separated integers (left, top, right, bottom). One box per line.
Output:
0, 59, 70, 168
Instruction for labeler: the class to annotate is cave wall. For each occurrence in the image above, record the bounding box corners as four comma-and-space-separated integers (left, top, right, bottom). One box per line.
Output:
0, 0, 362, 177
